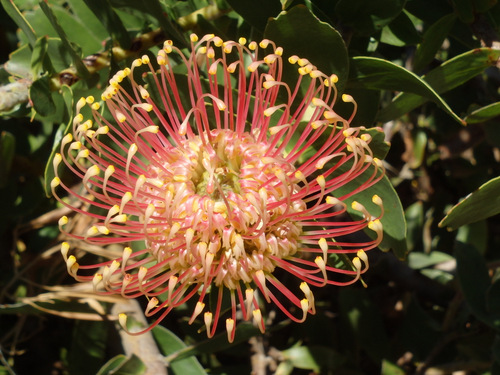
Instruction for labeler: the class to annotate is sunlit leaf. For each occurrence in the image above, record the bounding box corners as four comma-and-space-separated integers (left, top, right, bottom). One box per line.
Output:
378, 48, 500, 123
265, 5, 349, 90
153, 326, 207, 375
439, 176, 500, 230
83, 0, 131, 48
342, 173, 407, 259
39, 1, 90, 79
349, 56, 463, 124
96, 354, 146, 375
464, 101, 500, 124
281, 345, 320, 372
381, 360, 405, 375
380, 10, 421, 46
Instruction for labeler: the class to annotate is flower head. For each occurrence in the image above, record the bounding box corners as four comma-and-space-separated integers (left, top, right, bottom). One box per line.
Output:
52, 34, 384, 342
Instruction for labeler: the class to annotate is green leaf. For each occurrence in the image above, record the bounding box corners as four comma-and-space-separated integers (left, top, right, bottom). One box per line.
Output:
83, 0, 131, 48
135, 0, 186, 46
336, 87, 381, 127
343, 173, 407, 259
405, 201, 423, 252
152, 326, 207, 375
265, 5, 349, 90
456, 220, 488, 254
349, 56, 463, 124
413, 13, 456, 72
23, 2, 107, 56
378, 48, 500, 123
0, 131, 15, 188
31, 36, 54, 77
281, 345, 320, 372
96, 354, 146, 375
381, 360, 405, 375
66, 0, 109, 49
39, 1, 90, 80
29, 74, 56, 117
363, 127, 391, 159
225, 0, 282, 32
163, 323, 261, 364
464, 101, 500, 124
1, 0, 37, 47
4, 43, 32, 78
380, 10, 421, 46
335, 0, 406, 35
408, 251, 454, 270
439, 176, 500, 230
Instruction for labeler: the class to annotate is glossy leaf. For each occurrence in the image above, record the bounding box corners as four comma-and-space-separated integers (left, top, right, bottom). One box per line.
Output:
342, 172, 407, 258
349, 56, 463, 124
464, 101, 500, 124
66, 0, 109, 50
96, 354, 146, 375
23, 2, 107, 56
295, 122, 406, 258
226, 0, 281, 32
439, 176, 500, 230
153, 326, 207, 375
408, 251, 454, 269
378, 48, 500, 123
39, 1, 89, 80
281, 345, 320, 372
456, 220, 488, 254
381, 360, 406, 375
413, 13, 456, 73
83, 0, 131, 48
163, 323, 261, 364
265, 5, 349, 90
31, 36, 55, 81
404, 201, 423, 252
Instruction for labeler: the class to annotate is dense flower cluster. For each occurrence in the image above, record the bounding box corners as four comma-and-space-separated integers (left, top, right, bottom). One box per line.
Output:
52, 34, 384, 342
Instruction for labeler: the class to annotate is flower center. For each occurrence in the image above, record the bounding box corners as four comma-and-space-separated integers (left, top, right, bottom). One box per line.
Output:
141, 129, 306, 289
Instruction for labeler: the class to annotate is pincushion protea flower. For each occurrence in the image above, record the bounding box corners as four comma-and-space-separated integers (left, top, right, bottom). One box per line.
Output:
51, 34, 384, 342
